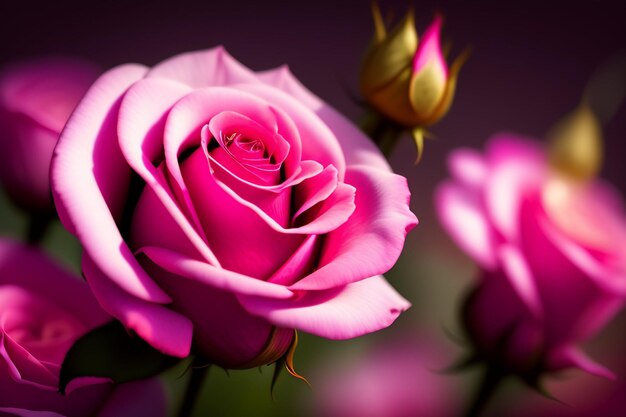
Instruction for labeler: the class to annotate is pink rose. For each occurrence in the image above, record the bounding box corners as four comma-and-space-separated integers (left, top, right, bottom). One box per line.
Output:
51, 46, 417, 368
0, 239, 166, 417
0, 58, 100, 213
436, 135, 626, 376
311, 334, 461, 417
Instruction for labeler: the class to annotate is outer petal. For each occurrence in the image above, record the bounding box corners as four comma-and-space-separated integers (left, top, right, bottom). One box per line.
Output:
147, 46, 258, 87
547, 347, 615, 379
435, 181, 498, 269
447, 148, 488, 190
82, 256, 192, 358
138, 258, 279, 368
289, 165, 417, 291
0, 58, 100, 132
0, 409, 64, 417
484, 135, 546, 242
0, 240, 109, 327
51, 64, 171, 304
137, 247, 294, 299
238, 275, 410, 340
520, 196, 624, 347
257, 67, 391, 171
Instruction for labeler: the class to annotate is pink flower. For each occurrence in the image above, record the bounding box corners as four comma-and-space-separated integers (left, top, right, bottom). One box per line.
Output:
436, 135, 626, 377
51, 46, 417, 368
0, 58, 100, 213
311, 334, 460, 417
0, 239, 167, 417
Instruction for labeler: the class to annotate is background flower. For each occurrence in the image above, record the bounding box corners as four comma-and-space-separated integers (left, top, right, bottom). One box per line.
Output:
0, 239, 167, 417
436, 135, 626, 377
0, 58, 99, 214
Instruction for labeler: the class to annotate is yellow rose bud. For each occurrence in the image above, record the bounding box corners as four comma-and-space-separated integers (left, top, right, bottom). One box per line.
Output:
360, 4, 468, 128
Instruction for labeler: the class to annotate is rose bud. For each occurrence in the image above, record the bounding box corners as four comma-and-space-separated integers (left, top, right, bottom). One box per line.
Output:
51, 46, 417, 369
0, 58, 100, 214
0, 238, 167, 417
360, 4, 468, 160
436, 132, 626, 381
310, 334, 461, 417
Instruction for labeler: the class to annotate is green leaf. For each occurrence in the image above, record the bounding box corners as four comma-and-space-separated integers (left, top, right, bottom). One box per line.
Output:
59, 320, 181, 394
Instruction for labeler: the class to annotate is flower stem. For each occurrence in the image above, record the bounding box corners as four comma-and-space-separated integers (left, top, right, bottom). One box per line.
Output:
26, 213, 52, 246
179, 365, 209, 417
361, 111, 403, 158
464, 365, 506, 417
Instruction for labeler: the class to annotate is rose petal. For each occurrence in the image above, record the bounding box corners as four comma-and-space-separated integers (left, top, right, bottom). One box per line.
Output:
139, 259, 278, 368
0, 240, 109, 327
96, 378, 167, 417
51, 64, 171, 304
82, 255, 193, 358
137, 247, 294, 299
147, 45, 258, 88
181, 149, 304, 279
498, 245, 542, 318
290, 166, 417, 291
484, 135, 545, 241
257, 67, 390, 171
238, 275, 410, 340
548, 347, 615, 379
448, 148, 488, 189
520, 196, 623, 347
0, 408, 64, 417
234, 83, 347, 178
435, 181, 498, 269
0, 58, 100, 132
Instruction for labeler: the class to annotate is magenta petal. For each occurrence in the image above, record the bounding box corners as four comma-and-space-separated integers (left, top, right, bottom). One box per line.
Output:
448, 148, 488, 189
238, 275, 410, 340
0, 58, 100, 132
96, 379, 167, 417
138, 247, 294, 299
256, 67, 390, 171
234, 83, 347, 178
436, 181, 498, 269
51, 64, 171, 304
268, 235, 319, 286
290, 166, 417, 291
0, 240, 109, 327
182, 149, 304, 279
412, 15, 447, 77
548, 347, 615, 379
498, 245, 542, 318
82, 256, 193, 358
0, 408, 64, 417
484, 135, 546, 241
117, 77, 219, 266
147, 45, 258, 87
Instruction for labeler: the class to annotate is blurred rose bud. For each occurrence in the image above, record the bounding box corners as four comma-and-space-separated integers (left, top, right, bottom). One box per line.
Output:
309, 334, 461, 417
0, 58, 100, 213
360, 4, 467, 159
0, 238, 167, 417
548, 104, 603, 181
437, 134, 626, 381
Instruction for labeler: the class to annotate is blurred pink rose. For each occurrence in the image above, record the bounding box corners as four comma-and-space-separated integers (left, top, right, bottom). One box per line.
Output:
0, 239, 167, 417
51, 46, 417, 368
311, 334, 460, 417
0, 58, 100, 213
436, 135, 626, 376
